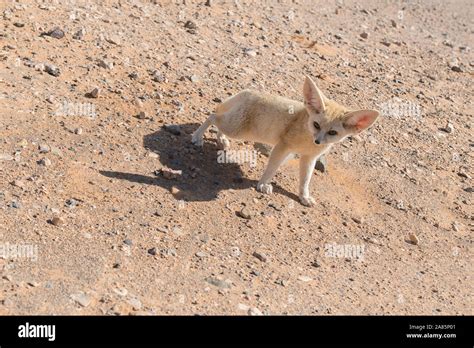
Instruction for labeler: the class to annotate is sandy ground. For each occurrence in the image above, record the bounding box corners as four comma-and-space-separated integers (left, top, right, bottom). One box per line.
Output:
0, 0, 472, 315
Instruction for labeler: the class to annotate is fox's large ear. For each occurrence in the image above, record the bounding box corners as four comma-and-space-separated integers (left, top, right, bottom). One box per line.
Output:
343, 109, 380, 133
303, 76, 325, 113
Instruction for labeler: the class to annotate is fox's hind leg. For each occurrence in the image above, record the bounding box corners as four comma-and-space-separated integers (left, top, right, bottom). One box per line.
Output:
191, 114, 217, 147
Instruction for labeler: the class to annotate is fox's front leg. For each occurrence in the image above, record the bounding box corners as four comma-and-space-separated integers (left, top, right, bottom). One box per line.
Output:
299, 155, 318, 206
257, 142, 291, 194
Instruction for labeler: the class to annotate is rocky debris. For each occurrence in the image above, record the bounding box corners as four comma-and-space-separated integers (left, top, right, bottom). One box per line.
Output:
451, 221, 461, 232
44, 63, 60, 77
65, 198, 78, 208
164, 124, 181, 135
38, 157, 51, 166
49, 216, 65, 226
195, 251, 207, 258
105, 35, 121, 45
9, 201, 22, 209
97, 59, 113, 70
238, 207, 253, 219
442, 122, 454, 133
237, 303, 249, 311
160, 248, 177, 257
151, 70, 166, 83
252, 250, 268, 262
268, 202, 282, 211
314, 155, 327, 172
43, 27, 65, 39
298, 275, 313, 282
136, 111, 147, 120
248, 307, 263, 316
450, 65, 463, 72
244, 48, 257, 57
184, 20, 197, 34
70, 292, 91, 307
156, 167, 182, 180
230, 246, 241, 257
11, 180, 25, 188
113, 288, 128, 296
38, 144, 50, 153
205, 277, 232, 289
127, 298, 142, 310
17, 139, 28, 147
189, 75, 200, 83
407, 233, 419, 245
254, 143, 272, 157
87, 87, 100, 98
73, 28, 85, 40
0, 154, 14, 161
170, 187, 180, 195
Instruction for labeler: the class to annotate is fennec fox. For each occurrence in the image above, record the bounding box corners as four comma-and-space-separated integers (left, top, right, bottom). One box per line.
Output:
192, 76, 379, 206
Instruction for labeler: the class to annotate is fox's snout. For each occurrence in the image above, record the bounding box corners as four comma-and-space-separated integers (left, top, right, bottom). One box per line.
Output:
314, 133, 325, 145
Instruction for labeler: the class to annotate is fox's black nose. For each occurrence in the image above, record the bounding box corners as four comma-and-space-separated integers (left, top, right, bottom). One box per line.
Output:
314, 139, 320, 144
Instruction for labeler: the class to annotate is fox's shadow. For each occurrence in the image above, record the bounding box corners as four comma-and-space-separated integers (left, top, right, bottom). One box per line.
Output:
100, 123, 260, 202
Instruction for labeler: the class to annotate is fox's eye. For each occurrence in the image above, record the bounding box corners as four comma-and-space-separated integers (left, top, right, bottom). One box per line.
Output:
328, 130, 338, 136
313, 122, 320, 130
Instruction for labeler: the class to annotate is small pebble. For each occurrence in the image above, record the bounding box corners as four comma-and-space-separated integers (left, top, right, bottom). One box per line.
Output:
407, 233, 419, 245
298, 275, 313, 282
44, 63, 60, 77
442, 122, 454, 134
39, 144, 50, 153
238, 207, 252, 219
50, 216, 65, 226
38, 158, 52, 166
252, 251, 268, 262
248, 307, 263, 316
70, 293, 91, 307
45, 27, 65, 39
164, 124, 181, 135
88, 87, 100, 98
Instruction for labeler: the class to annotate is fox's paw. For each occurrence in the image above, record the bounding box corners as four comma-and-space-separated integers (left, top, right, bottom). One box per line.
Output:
191, 132, 204, 147
257, 183, 273, 195
299, 195, 316, 207
217, 136, 230, 150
